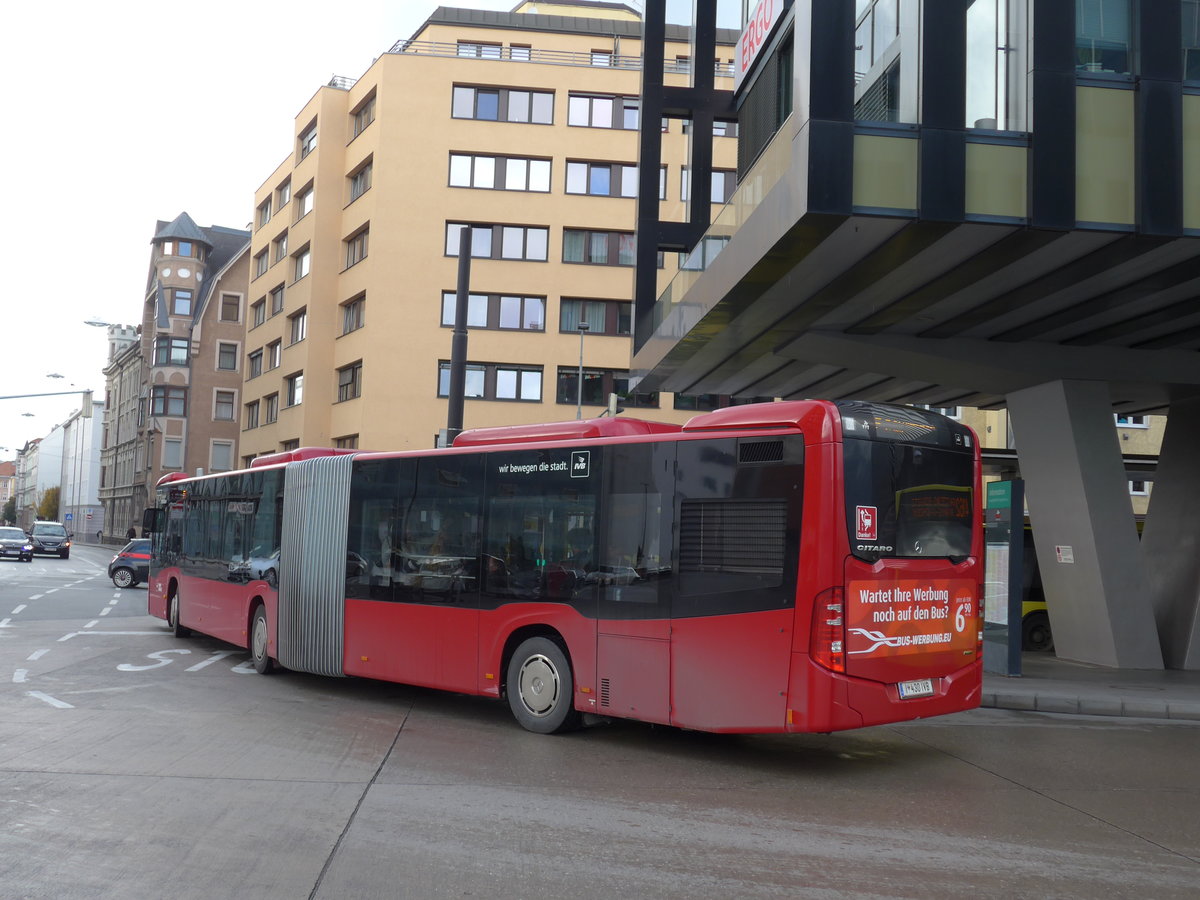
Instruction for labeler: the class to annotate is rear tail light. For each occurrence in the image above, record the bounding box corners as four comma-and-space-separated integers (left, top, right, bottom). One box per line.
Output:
810, 586, 845, 673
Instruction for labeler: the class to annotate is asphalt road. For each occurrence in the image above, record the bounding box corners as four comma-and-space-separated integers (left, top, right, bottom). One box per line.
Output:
1, 545, 1197, 899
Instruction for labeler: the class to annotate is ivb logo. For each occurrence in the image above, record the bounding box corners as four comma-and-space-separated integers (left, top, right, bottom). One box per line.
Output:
570, 450, 591, 478
856, 505, 878, 541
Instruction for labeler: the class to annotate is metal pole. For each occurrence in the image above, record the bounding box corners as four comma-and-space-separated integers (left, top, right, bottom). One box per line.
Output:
575, 322, 590, 419
445, 230, 473, 442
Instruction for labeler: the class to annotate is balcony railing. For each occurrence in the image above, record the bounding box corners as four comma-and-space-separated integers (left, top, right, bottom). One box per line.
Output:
386, 39, 734, 77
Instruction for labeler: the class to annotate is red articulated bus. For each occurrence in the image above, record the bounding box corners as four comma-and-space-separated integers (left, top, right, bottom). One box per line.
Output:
144, 400, 983, 734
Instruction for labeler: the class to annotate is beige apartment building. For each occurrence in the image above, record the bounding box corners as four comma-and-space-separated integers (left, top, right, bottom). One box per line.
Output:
98, 213, 250, 536
240, 1, 742, 460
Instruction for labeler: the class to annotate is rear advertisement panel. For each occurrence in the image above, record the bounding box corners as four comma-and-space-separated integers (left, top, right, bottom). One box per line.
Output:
846, 579, 977, 659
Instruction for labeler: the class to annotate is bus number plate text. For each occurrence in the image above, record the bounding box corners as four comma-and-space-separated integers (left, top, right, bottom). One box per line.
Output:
897, 678, 934, 699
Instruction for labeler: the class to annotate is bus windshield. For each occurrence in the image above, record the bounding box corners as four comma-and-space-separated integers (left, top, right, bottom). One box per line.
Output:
840, 405, 975, 562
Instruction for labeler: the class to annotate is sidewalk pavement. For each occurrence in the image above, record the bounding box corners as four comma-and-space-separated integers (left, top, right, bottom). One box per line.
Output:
982, 652, 1200, 722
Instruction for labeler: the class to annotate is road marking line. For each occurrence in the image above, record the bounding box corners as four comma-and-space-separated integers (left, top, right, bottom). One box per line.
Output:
99, 608, 112, 616
185, 650, 237, 672
45, 589, 57, 594
108, 599, 119, 606
57, 631, 162, 641
27, 649, 49, 661
11, 605, 25, 615
27, 691, 73, 709
13, 669, 28, 683
0, 619, 12, 629
29, 595, 43, 600
83, 620, 99, 629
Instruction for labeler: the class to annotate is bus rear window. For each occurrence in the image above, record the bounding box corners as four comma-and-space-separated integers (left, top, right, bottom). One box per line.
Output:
843, 440, 974, 562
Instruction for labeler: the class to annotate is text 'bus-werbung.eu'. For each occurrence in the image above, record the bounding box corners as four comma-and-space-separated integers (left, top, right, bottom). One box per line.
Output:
144, 400, 984, 735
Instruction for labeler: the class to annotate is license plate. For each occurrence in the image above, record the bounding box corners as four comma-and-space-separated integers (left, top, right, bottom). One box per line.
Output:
897, 678, 935, 699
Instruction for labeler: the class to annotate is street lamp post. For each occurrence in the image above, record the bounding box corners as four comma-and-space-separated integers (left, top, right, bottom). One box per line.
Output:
576, 322, 590, 420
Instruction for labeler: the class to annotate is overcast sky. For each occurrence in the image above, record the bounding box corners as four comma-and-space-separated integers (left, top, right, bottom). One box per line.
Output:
0, 0, 741, 460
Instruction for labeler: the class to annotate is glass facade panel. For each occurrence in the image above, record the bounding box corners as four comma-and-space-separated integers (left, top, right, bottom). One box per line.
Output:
1076, 0, 1131, 74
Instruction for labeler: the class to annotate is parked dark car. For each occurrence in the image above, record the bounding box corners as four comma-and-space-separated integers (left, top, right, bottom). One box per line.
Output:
0, 526, 34, 562
28, 521, 72, 558
109, 539, 151, 588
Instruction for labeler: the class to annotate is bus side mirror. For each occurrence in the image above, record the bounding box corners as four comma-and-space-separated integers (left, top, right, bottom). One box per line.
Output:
142, 507, 164, 535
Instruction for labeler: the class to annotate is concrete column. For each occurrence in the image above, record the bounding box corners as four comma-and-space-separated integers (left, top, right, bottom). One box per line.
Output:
1008, 380, 1163, 668
1140, 396, 1200, 669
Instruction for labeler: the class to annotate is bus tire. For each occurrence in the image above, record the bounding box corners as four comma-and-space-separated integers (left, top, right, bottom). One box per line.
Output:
250, 605, 275, 675
1022, 611, 1053, 652
169, 589, 191, 638
506, 637, 580, 734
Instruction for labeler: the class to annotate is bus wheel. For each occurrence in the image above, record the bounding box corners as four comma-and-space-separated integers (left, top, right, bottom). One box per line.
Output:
169, 590, 191, 638
506, 637, 580, 734
250, 606, 275, 675
1022, 612, 1053, 652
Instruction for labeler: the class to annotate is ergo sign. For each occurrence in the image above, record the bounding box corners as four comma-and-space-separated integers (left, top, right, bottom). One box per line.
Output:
734, 0, 785, 92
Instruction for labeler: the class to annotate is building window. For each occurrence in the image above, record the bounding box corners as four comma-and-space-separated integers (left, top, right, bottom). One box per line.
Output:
219, 294, 240, 322
264, 393, 279, 424
296, 185, 314, 219
345, 228, 369, 268
270, 284, 285, 316
163, 438, 183, 470
509, 44, 531, 61
337, 361, 363, 402
211, 442, 233, 472
293, 247, 311, 281
451, 85, 554, 124
569, 94, 611, 128
251, 299, 265, 327
352, 92, 376, 137
441, 292, 545, 331
445, 222, 548, 261
214, 390, 236, 421
1116, 413, 1147, 427
333, 435, 359, 449
257, 198, 271, 229
248, 349, 263, 379
150, 386, 187, 416
273, 233, 289, 263
680, 168, 737, 204
1076, 0, 1132, 74
565, 160, 639, 198
298, 122, 317, 160
154, 337, 190, 367
254, 250, 268, 278
171, 289, 194, 316
917, 404, 962, 420
559, 298, 630, 336
1129, 480, 1149, 496
281, 439, 300, 452
437, 362, 542, 402
349, 159, 373, 202
562, 229, 636, 267
288, 309, 307, 345
458, 41, 502, 58
217, 342, 238, 371
342, 295, 365, 334
267, 340, 281, 370
448, 153, 551, 192
591, 50, 612, 67
277, 178, 291, 208
285, 372, 304, 407
555, 367, 657, 408
1186, 1, 1200, 80
245, 400, 260, 429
